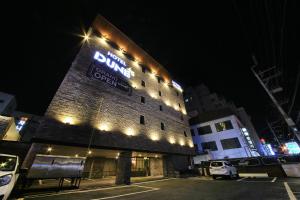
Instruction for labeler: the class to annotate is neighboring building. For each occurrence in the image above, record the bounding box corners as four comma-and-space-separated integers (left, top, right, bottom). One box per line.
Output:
0, 92, 17, 116
190, 110, 260, 160
184, 85, 265, 157
0, 115, 20, 141
23, 15, 194, 184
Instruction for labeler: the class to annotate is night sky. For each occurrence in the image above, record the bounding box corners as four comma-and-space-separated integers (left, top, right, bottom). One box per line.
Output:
1, 1, 299, 138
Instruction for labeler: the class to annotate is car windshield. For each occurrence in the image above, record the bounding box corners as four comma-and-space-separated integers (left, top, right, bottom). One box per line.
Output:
211, 162, 223, 167
0, 156, 17, 171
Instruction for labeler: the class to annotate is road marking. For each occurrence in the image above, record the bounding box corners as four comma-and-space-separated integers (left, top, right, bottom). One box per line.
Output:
284, 182, 297, 200
24, 185, 138, 198
271, 177, 277, 182
239, 173, 268, 178
133, 178, 177, 185
64, 179, 71, 183
90, 188, 160, 200
237, 177, 247, 182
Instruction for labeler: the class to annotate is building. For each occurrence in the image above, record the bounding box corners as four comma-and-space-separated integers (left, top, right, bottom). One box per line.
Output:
22, 15, 194, 184
184, 85, 265, 157
190, 110, 260, 160
0, 92, 17, 116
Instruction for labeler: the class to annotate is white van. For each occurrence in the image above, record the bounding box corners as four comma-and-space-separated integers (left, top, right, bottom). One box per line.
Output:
209, 161, 238, 179
0, 154, 19, 200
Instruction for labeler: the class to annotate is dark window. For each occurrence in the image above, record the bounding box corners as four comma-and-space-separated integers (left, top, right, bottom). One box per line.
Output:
157, 77, 161, 83
221, 138, 241, 150
178, 103, 181, 108
141, 80, 145, 87
184, 131, 187, 137
180, 115, 184, 121
140, 115, 145, 125
194, 144, 198, 152
161, 122, 165, 130
176, 91, 179, 96
142, 67, 146, 73
190, 129, 195, 136
197, 126, 212, 135
158, 91, 162, 96
215, 120, 233, 132
201, 141, 218, 151
211, 162, 223, 167
159, 105, 163, 111
141, 96, 145, 103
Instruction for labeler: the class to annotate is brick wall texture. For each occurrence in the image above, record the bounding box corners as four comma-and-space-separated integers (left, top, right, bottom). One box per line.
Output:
35, 31, 194, 156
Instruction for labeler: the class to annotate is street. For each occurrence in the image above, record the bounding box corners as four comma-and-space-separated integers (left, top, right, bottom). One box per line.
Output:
18, 177, 300, 200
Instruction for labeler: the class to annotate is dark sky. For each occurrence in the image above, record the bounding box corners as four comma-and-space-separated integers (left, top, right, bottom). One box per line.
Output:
1, 1, 299, 136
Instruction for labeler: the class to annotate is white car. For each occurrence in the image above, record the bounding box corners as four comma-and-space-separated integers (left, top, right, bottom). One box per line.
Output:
0, 154, 19, 200
209, 161, 238, 179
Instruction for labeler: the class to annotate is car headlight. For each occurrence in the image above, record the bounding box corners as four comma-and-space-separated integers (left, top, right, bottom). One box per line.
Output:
0, 174, 12, 187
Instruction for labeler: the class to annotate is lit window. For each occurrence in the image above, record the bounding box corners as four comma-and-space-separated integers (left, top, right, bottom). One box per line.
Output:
215, 120, 233, 132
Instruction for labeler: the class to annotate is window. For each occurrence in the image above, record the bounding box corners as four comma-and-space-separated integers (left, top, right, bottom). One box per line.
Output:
142, 67, 146, 73
157, 77, 161, 83
194, 144, 198, 152
141, 80, 145, 87
201, 141, 218, 151
190, 129, 195, 136
159, 105, 163, 111
184, 131, 187, 137
141, 96, 145, 103
161, 122, 165, 130
176, 91, 179, 96
140, 115, 145, 125
197, 125, 212, 135
221, 138, 241, 150
178, 103, 181, 108
215, 120, 233, 132
158, 91, 162, 96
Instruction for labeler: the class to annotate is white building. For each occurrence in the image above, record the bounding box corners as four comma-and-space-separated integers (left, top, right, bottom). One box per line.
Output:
191, 114, 260, 160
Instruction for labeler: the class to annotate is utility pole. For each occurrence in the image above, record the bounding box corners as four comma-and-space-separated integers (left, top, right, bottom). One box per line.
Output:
266, 120, 281, 146
251, 56, 300, 143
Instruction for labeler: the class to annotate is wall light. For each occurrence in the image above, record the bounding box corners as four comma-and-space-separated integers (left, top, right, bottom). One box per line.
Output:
125, 128, 135, 136
169, 137, 176, 144
63, 117, 74, 125
149, 133, 160, 141
99, 123, 111, 131
47, 147, 52, 152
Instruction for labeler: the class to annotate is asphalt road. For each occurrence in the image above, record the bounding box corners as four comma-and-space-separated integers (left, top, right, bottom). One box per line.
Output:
19, 177, 300, 200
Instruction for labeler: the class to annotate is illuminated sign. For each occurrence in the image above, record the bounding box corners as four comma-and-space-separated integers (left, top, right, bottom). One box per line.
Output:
285, 142, 300, 154
87, 62, 132, 94
265, 144, 275, 156
94, 51, 135, 79
241, 128, 255, 149
172, 80, 183, 92
16, 117, 28, 131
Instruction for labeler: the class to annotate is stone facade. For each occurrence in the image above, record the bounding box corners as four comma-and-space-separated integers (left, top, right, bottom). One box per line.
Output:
35, 16, 194, 156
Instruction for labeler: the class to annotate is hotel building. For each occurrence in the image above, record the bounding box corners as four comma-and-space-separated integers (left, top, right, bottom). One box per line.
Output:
23, 15, 194, 184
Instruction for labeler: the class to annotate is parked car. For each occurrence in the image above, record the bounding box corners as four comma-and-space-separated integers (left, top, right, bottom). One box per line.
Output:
0, 154, 19, 200
209, 161, 239, 179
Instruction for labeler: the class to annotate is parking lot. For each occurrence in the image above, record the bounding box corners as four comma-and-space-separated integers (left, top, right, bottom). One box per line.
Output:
17, 177, 300, 200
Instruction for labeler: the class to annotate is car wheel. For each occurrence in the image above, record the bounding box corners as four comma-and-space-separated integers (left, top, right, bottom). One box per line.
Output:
212, 175, 216, 180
